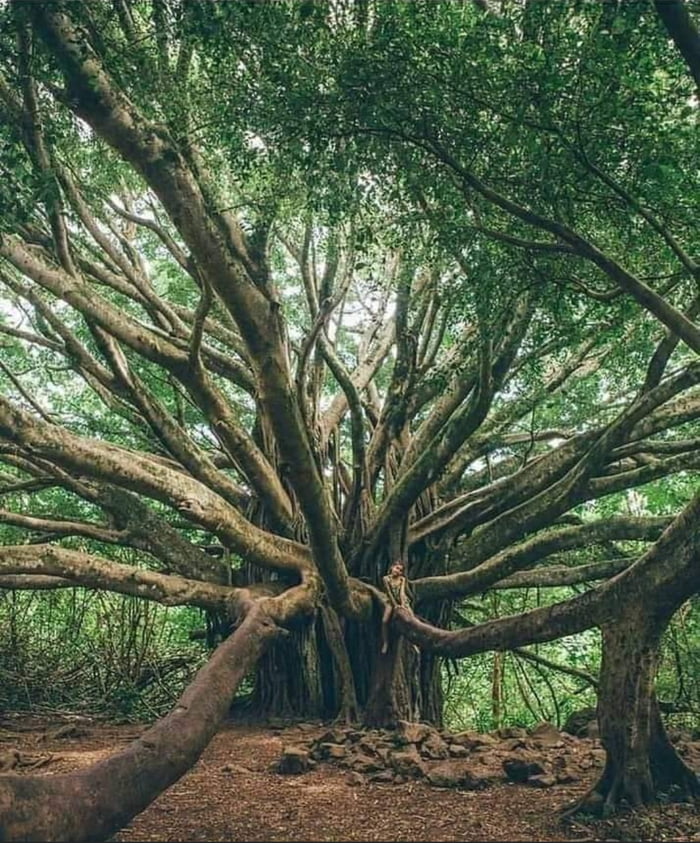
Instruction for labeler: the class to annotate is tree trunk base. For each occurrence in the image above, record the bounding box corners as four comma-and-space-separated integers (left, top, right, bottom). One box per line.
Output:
564, 761, 699, 819
565, 610, 700, 818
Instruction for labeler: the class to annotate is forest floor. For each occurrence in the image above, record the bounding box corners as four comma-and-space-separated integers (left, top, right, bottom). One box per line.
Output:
1, 713, 699, 842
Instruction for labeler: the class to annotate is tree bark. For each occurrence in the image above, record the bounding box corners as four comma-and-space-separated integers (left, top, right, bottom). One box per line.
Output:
250, 604, 441, 727
0, 604, 282, 843
572, 607, 699, 817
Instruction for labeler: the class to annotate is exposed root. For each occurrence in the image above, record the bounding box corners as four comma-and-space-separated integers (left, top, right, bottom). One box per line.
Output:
560, 785, 605, 819
561, 769, 700, 820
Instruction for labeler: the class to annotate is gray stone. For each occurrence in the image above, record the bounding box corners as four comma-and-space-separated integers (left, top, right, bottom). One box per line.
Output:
589, 748, 606, 766
421, 732, 450, 760
451, 730, 498, 750
319, 742, 347, 760
317, 728, 348, 745
426, 759, 493, 790
389, 748, 427, 778
562, 707, 597, 738
499, 727, 528, 739
220, 763, 252, 775
500, 737, 529, 752
502, 755, 547, 783
396, 720, 433, 745
376, 746, 391, 764
529, 774, 557, 788
276, 745, 311, 774
448, 743, 470, 758
0, 750, 19, 773
552, 756, 580, 784
529, 722, 563, 746
351, 752, 383, 774
358, 739, 381, 756
368, 769, 396, 783
555, 767, 580, 784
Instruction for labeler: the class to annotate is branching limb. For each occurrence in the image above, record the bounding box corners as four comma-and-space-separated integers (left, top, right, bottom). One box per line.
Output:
0, 394, 309, 573
655, 0, 700, 91
396, 490, 700, 657
0, 543, 252, 613
414, 516, 669, 602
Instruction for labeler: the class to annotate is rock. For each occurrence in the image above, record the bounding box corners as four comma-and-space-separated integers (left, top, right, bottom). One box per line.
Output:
555, 768, 580, 785
395, 720, 433, 745
350, 753, 383, 774
358, 738, 382, 757
499, 727, 528, 739
562, 707, 597, 738
319, 742, 347, 760
426, 759, 494, 790
589, 748, 606, 766
451, 731, 498, 750
376, 746, 391, 764
276, 746, 311, 774
502, 755, 547, 783
317, 728, 348, 745
448, 743, 470, 758
0, 749, 19, 772
389, 748, 427, 778
529, 722, 563, 746
529, 774, 557, 788
421, 732, 450, 760
500, 737, 529, 752
297, 722, 318, 732
346, 771, 365, 786
552, 756, 580, 784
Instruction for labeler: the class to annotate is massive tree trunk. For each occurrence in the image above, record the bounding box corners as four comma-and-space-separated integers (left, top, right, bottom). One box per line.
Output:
251, 595, 444, 726
0, 604, 283, 843
576, 606, 699, 816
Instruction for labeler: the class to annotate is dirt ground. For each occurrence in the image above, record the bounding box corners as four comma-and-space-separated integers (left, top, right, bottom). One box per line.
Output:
2, 715, 699, 842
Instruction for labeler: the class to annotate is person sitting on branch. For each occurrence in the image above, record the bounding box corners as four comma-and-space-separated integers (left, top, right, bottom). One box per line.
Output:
380, 560, 413, 654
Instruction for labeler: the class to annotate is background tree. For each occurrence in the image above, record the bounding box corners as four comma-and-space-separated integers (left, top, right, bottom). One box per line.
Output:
0, 1, 698, 838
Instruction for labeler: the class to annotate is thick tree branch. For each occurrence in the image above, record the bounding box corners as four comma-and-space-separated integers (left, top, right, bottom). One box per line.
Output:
0, 544, 249, 613
32, 4, 360, 616
414, 516, 669, 602
0, 602, 283, 843
397, 488, 700, 656
0, 396, 309, 573
655, 0, 700, 91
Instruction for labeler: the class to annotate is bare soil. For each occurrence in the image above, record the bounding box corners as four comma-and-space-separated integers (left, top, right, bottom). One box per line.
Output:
1, 714, 698, 842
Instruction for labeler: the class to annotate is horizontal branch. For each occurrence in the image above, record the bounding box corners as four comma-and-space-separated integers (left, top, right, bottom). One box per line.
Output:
396, 489, 700, 657
491, 556, 632, 590
0, 395, 309, 573
0, 508, 125, 543
0, 544, 252, 613
0, 574, 73, 590
414, 516, 670, 602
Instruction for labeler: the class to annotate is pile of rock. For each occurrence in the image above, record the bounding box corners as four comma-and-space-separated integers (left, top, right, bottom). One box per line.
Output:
275, 719, 609, 790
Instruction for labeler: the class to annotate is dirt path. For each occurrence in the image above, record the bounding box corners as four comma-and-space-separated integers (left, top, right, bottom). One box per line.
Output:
2, 716, 698, 841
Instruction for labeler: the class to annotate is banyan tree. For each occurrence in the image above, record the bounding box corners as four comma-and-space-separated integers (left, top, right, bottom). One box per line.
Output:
0, 1, 698, 839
